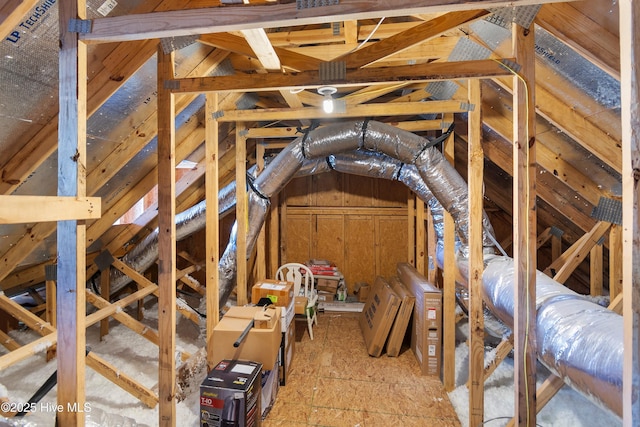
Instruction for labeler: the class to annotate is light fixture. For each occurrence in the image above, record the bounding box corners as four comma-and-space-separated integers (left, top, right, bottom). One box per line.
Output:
318, 86, 337, 114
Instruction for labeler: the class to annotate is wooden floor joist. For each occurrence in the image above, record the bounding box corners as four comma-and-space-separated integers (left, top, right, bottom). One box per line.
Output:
0, 292, 158, 406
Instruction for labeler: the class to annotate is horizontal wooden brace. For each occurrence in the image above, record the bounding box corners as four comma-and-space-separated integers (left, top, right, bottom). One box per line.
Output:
0, 196, 101, 224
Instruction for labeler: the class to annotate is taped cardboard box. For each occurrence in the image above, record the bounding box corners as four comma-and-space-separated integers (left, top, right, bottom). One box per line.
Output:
358, 276, 401, 357
385, 276, 416, 357
251, 279, 294, 307
212, 306, 282, 369
396, 262, 442, 376
316, 277, 340, 293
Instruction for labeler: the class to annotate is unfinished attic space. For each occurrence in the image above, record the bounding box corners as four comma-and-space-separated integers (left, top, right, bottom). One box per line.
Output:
1, 0, 640, 426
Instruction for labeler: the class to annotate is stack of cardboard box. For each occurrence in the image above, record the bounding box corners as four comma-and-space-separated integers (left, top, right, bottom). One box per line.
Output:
250, 280, 296, 386
306, 259, 345, 302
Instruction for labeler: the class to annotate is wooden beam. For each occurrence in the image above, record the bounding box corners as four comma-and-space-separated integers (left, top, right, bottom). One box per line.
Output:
85, 352, 158, 408
442, 117, 456, 392
241, 28, 281, 71
81, 0, 577, 44
99, 266, 111, 340
236, 123, 248, 306
407, 194, 416, 266
590, 242, 604, 297
620, 0, 640, 424
609, 224, 623, 299
337, 10, 489, 69
512, 22, 537, 427
416, 198, 426, 276
552, 221, 611, 285
0, 0, 38, 40
536, 227, 552, 249
157, 44, 177, 427
467, 78, 484, 427
483, 335, 514, 382
204, 90, 219, 369
85, 290, 160, 345
171, 59, 512, 94
199, 32, 322, 73
57, 0, 87, 424
0, 195, 99, 224
256, 142, 267, 282
219, 100, 473, 122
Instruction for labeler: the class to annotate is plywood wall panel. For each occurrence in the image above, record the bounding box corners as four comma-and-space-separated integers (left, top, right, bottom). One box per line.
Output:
314, 215, 345, 268
313, 173, 343, 206
377, 216, 409, 278
377, 179, 408, 207
285, 177, 312, 206
344, 175, 375, 207
283, 214, 313, 264
344, 216, 376, 293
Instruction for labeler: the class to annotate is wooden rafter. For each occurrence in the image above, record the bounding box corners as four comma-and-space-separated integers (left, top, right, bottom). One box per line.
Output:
80, 0, 579, 44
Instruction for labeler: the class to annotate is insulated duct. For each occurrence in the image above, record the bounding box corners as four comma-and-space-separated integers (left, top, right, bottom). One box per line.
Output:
110, 120, 623, 418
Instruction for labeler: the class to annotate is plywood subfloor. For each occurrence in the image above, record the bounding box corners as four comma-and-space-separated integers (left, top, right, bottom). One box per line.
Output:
263, 312, 461, 426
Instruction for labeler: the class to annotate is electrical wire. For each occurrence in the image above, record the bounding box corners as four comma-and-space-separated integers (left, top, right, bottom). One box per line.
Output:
346, 17, 385, 53
492, 57, 534, 427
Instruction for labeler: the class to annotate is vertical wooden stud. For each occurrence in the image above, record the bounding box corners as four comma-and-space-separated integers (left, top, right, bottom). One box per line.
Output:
256, 142, 267, 281
427, 206, 437, 284
590, 242, 603, 297
512, 23, 537, 426
57, 1, 87, 425
442, 114, 456, 391
620, 0, 640, 424
269, 191, 280, 278
407, 193, 416, 266
157, 44, 177, 427
416, 197, 426, 276
609, 224, 623, 299
236, 123, 248, 305
100, 266, 111, 339
205, 92, 220, 368
467, 78, 485, 427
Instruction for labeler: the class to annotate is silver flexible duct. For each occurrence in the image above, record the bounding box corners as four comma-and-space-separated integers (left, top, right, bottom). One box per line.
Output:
111, 120, 622, 417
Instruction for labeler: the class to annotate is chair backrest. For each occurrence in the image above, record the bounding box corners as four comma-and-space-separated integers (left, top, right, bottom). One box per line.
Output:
276, 263, 314, 298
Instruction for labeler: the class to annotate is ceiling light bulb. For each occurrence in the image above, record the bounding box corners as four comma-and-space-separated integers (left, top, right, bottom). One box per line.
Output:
318, 86, 337, 114
323, 96, 334, 114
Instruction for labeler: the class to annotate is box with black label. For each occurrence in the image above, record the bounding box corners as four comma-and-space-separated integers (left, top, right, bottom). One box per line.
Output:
200, 359, 262, 427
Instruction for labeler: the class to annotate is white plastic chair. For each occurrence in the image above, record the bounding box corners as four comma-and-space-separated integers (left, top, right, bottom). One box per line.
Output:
276, 262, 318, 340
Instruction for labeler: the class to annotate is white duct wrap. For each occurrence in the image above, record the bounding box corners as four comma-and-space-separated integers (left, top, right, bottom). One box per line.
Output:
107, 120, 624, 417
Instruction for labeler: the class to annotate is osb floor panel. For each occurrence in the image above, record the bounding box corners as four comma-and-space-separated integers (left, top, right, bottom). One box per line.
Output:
263, 312, 461, 427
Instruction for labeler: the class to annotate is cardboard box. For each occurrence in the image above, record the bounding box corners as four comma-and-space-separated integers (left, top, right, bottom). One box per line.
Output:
278, 320, 295, 386
385, 276, 416, 357
212, 306, 282, 369
396, 262, 442, 376
316, 277, 340, 293
294, 296, 307, 315
200, 359, 262, 427
251, 280, 294, 307
317, 291, 335, 303
358, 276, 401, 357
253, 307, 278, 330
280, 299, 295, 333
354, 282, 371, 303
